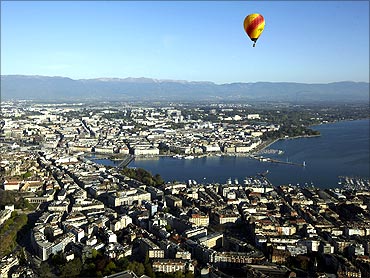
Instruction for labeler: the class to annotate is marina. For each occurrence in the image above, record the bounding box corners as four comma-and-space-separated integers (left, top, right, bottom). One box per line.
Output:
339, 176, 370, 190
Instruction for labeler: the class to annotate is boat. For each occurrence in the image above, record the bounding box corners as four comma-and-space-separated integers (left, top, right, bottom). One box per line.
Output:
184, 155, 195, 160
258, 170, 269, 177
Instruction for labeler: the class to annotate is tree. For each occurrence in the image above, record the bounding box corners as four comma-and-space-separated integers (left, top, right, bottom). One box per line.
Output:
154, 174, 165, 186
22, 171, 32, 179
174, 271, 185, 278
51, 253, 65, 266
91, 248, 99, 259
165, 224, 172, 232
103, 261, 117, 276
136, 262, 145, 276
39, 261, 54, 278
81, 262, 96, 277
144, 253, 155, 277
116, 257, 129, 271
185, 272, 194, 278
145, 263, 155, 278
121, 168, 164, 187
128, 261, 145, 276
60, 258, 82, 277
0, 190, 16, 206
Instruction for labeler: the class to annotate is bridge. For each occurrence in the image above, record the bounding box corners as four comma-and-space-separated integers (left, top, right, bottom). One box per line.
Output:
116, 154, 135, 169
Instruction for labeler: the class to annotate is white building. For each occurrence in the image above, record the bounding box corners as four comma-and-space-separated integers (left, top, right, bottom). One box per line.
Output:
152, 259, 194, 274
110, 215, 133, 232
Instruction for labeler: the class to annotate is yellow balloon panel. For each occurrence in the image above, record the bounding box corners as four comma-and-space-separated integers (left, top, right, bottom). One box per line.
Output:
244, 13, 265, 41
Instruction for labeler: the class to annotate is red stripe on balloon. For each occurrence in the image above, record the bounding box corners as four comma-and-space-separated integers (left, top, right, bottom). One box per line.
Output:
246, 15, 264, 38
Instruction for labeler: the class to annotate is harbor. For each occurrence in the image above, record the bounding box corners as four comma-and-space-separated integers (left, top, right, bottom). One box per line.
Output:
339, 176, 370, 190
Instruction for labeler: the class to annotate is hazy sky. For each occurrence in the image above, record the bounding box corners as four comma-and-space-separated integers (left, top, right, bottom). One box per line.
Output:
1, 1, 369, 84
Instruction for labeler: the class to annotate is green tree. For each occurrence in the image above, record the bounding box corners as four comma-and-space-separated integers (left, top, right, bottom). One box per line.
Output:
22, 171, 32, 179
60, 258, 82, 277
103, 261, 117, 276
144, 263, 155, 278
121, 168, 164, 187
154, 174, 165, 186
116, 257, 129, 271
39, 261, 54, 278
0, 190, 16, 206
185, 271, 194, 278
91, 248, 99, 259
51, 253, 65, 266
165, 224, 172, 232
174, 271, 185, 278
81, 262, 96, 277
144, 253, 155, 277
128, 261, 145, 276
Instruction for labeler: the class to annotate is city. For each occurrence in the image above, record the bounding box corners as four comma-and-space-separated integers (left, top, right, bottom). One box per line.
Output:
2, 0, 369, 277
0, 101, 369, 277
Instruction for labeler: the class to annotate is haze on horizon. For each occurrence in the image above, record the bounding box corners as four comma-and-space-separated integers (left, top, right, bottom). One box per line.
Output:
1, 1, 369, 84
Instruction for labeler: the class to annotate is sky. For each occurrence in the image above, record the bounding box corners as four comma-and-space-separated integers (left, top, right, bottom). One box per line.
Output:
1, 1, 369, 84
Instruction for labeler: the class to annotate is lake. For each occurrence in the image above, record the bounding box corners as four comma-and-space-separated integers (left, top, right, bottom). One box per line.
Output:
93, 119, 369, 188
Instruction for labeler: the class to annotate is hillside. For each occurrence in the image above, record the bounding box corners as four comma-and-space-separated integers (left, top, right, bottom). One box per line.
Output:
1, 75, 369, 103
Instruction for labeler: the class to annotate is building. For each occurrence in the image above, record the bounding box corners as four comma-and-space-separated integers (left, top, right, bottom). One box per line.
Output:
0, 209, 12, 226
198, 233, 223, 249
2, 180, 21, 191
102, 228, 117, 243
213, 210, 239, 225
108, 188, 151, 207
152, 259, 194, 274
189, 213, 209, 227
139, 238, 165, 259
183, 227, 208, 240
0, 254, 19, 278
110, 215, 133, 232
31, 225, 76, 261
165, 195, 182, 209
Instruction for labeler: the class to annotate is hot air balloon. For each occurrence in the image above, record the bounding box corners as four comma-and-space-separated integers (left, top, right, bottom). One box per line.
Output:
244, 13, 265, 47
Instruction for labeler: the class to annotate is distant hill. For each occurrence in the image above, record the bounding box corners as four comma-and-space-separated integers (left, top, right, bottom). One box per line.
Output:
1, 75, 369, 103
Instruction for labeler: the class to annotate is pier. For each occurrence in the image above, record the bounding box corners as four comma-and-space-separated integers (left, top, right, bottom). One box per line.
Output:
251, 155, 305, 167
268, 158, 305, 167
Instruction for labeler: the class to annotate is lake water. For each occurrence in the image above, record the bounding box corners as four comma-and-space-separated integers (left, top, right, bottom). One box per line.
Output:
94, 119, 369, 188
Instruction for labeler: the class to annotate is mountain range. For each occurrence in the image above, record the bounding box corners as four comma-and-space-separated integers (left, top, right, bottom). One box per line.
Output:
1, 75, 369, 103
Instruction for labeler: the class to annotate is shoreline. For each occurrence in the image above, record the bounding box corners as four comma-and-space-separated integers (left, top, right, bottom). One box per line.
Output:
88, 119, 368, 161
85, 118, 369, 188
87, 135, 320, 161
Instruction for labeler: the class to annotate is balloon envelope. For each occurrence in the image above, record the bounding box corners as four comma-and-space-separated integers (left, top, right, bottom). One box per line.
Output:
244, 13, 265, 42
